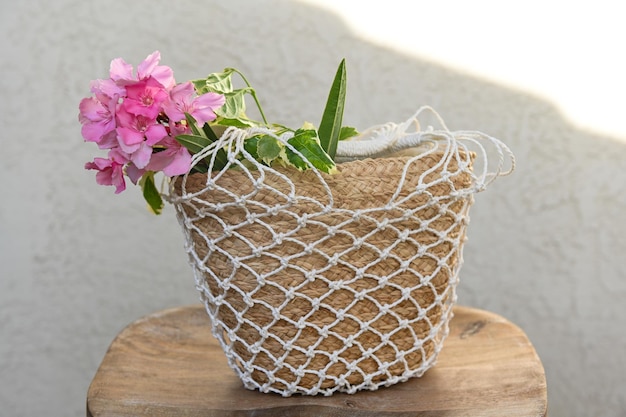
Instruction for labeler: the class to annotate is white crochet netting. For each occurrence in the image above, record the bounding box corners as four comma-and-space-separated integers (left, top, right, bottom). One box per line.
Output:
168, 107, 514, 397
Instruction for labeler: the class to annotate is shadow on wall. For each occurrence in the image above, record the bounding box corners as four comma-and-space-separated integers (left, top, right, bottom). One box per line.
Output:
3, 1, 624, 417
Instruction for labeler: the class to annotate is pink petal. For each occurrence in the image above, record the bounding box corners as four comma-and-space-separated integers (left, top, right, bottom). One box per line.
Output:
162, 83, 193, 122
131, 143, 153, 169
122, 100, 161, 119
191, 92, 226, 124
79, 98, 116, 143
117, 126, 145, 146
169, 123, 190, 137
145, 124, 168, 146
112, 175, 126, 193
125, 163, 145, 184
85, 157, 110, 171
106, 166, 126, 194
95, 169, 114, 186
137, 51, 161, 80
136, 51, 175, 88
191, 108, 217, 125
123, 78, 168, 119
147, 146, 191, 176
196, 91, 226, 109
151, 65, 175, 89
109, 58, 134, 83
162, 147, 192, 176
162, 101, 185, 123
79, 97, 106, 122
81, 122, 114, 143
170, 82, 194, 102
114, 106, 138, 129
109, 148, 130, 164
144, 151, 169, 173
86, 157, 127, 194
90, 78, 125, 98
96, 131, 119, 150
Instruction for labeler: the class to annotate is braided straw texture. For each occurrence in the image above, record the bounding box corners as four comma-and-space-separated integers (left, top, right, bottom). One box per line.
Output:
168, 112, 514, 396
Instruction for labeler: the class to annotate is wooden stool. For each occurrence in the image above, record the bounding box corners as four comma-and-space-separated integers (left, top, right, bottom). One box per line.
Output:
87, 305, 547, 416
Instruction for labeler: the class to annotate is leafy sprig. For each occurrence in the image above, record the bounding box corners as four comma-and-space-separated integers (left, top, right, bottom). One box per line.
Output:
175, 60, 357, 178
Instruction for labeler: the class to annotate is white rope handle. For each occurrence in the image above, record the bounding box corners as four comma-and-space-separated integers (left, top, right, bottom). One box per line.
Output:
336, 106, 515, 192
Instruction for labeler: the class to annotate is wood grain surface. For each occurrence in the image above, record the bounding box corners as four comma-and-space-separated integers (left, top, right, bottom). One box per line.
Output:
87, 305, 547, 417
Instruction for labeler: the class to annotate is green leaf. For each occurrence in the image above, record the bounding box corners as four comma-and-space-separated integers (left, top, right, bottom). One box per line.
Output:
216, 117, 257, 128
192, 69, 236, 94
176, 134, 212, 155
339, 126, 359, 141
243, 135, 260, 160
202, 125, 229, 169
224, 68, 269, 125
286, 129, 336, 173
194, 71, 250, 121
257, 135, 282, 165
190, 164, 209, 174
215, 89, 250, 119
175, 133, 228, 170
202, 124, 219, 142
139, 172, 164, 215
192, 79, 208, 93
318, 59, 347, 159
184, 113, 202, 136
193, 68, 269, 128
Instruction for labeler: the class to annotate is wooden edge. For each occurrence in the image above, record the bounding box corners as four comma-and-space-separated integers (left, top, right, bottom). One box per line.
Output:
87, 304, 548, 417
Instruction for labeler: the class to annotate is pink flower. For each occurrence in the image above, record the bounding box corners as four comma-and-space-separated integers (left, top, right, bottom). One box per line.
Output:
81, 51, 219, 200
163, 82, 225, 124
110, 51, 175, 89
79, 77, 125, 149
125, 163, 145, 185
78, 96, 117, 148
90, 78, 126, 100
146, 136, 192, 176
115, 107, 167, 169
121, 77, 168, 119
85, 149, 128, 194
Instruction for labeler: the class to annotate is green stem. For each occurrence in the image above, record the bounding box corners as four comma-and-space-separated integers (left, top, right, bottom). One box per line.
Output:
228, 68, 269, 125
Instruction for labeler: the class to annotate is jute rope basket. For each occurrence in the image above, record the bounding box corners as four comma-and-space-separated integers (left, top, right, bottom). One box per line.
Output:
168, 107, 514, 396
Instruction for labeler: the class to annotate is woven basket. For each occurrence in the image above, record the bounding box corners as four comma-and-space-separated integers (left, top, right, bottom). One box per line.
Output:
171, 146, 477, 395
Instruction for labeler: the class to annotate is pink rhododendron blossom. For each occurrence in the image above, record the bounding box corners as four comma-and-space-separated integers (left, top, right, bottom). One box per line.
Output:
116, 107, 167, 150
81, 51, 226, 204
110, 51, 175, 89
146, 136, 192, 176
114, 119, 164, 169
109, 58, 134, 84
125, 163, 145, 185
85, 150, 128, 194
163, 82, 225, 124
137, 51, 175, 89
122, 77, 168, 119
127, 142, 155, 170
90, 78, 125, 100
114, 105, 168, 169
78, 96, 117, 146
168, 122, 191, 137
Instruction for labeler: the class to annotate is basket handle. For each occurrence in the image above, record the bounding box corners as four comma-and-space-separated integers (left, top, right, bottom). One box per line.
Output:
335, 106, 515, 192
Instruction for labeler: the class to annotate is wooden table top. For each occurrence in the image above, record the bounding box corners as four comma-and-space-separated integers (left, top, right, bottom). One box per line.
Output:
87, 305, 547, 417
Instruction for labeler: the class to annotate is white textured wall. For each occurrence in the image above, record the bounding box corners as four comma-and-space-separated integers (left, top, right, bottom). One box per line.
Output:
1, 1, 624, 416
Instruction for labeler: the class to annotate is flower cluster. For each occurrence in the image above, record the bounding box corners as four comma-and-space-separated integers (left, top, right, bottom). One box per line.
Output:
81, 51, 353, 214
79, 51, 225, 194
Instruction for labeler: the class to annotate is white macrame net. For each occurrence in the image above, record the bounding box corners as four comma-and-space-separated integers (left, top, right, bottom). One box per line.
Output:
168, 106, 514, 396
